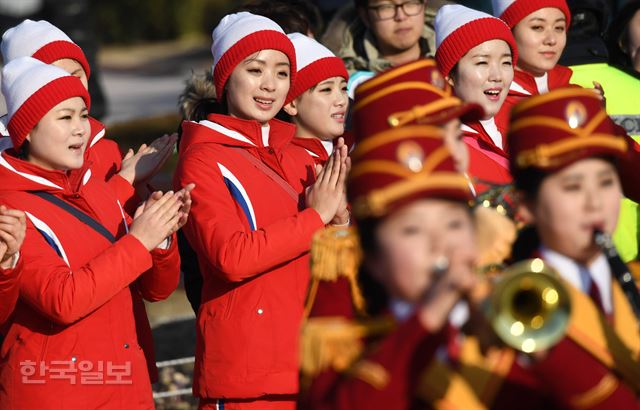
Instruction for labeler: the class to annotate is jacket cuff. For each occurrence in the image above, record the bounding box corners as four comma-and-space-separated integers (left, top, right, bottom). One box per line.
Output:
120, 234, 153, 272
300, 207, 326, 233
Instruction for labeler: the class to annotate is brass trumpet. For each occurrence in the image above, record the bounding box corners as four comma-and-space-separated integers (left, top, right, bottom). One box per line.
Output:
484, 258, 571, 353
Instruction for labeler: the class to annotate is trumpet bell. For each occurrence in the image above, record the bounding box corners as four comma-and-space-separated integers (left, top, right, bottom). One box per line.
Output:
486, 259, 571, 353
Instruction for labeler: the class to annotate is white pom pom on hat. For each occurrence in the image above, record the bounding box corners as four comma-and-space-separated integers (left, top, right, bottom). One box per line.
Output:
1, 19, 91, 78
286, 33, 347, 102
435, 4, 518, 77
211, 12, 297, 101
491, 0, 571, 28
2, 57, 90, 148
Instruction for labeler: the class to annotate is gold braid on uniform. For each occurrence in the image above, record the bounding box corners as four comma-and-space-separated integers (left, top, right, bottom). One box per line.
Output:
300, 316, 395, 381
307, 226, 365, 314
471, 183, 518, 273
569, 374, 619, 409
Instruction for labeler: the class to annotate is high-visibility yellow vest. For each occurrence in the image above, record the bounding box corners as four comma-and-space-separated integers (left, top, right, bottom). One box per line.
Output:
571, 63, 640, 261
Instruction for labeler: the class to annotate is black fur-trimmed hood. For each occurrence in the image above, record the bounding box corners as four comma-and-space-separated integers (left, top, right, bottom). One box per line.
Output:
178, 70, 217, 122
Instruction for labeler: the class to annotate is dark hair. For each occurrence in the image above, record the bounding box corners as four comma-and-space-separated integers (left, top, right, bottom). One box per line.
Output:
355, 217, 391, 316
354, 0, 368, 9
512, 166, 549, 201
15, 140, 30, 160
236, 0, 324, 37
510, 224, 542, 262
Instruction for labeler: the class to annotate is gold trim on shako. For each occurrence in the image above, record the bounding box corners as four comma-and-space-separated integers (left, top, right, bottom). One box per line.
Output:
396, 141, 425, 173
430, 70, 445, 90
565, 100, 587, 129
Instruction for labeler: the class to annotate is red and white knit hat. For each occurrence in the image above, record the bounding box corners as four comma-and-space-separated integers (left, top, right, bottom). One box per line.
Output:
286, 33, 347, 102
1, 19, 91, 78
491, 0, 571, 28
2, 57, 90, 148
211, 12, 296, 101
435, 4, 518, 77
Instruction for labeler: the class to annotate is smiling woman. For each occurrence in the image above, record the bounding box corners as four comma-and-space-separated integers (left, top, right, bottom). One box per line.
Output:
435, 4, 516, 195
173, 12, 349, 410
491, 0, 574, 105
225, 50, 292, 124
0, 57, 189, 410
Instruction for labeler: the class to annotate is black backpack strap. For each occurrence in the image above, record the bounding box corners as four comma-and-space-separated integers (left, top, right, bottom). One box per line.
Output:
29, 191, 116, 244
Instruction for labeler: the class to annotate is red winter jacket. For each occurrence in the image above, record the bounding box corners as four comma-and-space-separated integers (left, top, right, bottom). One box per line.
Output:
0, 150, 180, 409
496, 65, 574, 133
174, 114, 325, 399
86, 117, 143, 213
0, 261, 21, 326
290, 136, 359, 318
84, 119, 164, 382
290, 131, 356, 167
461, 120, 513, 195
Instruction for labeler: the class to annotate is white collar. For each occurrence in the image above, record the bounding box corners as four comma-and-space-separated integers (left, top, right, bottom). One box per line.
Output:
0, 151, 63, 190
479, 117, 503, 149
540, 247, 613, 314
509, 80, 532, 95
534, 73, 549, 94
303, 139, 334, 158
461, 123, 476, 134
90, 127, 106, 147
321, 139, 334, 157
198, 120, 256, 146
261, 124, 270, 147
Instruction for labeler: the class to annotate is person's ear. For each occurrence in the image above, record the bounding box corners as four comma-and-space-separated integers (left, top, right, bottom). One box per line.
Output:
283, 100, 298, 116
445, 74, 455, 87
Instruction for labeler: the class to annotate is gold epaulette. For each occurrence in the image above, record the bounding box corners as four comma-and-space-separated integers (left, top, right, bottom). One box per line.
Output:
300, 316, 395, 380
473, 206, 517, 269
308, 226, 365, 313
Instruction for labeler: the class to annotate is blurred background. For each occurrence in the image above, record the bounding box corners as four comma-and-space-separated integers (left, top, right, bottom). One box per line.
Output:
0, 0, 636, 408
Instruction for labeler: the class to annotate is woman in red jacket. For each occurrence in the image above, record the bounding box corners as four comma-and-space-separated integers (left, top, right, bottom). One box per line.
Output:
1, 19, 177, 210
284, 32, 352, 169
0, 21, 184, 383
492, 0, 573, 97
489, 0, 606, 133
0, 57, 191, 409
0, 205, 25, 326
435, 5, 516, 194
283, 32, 354, 321
173, 12, 347, 410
